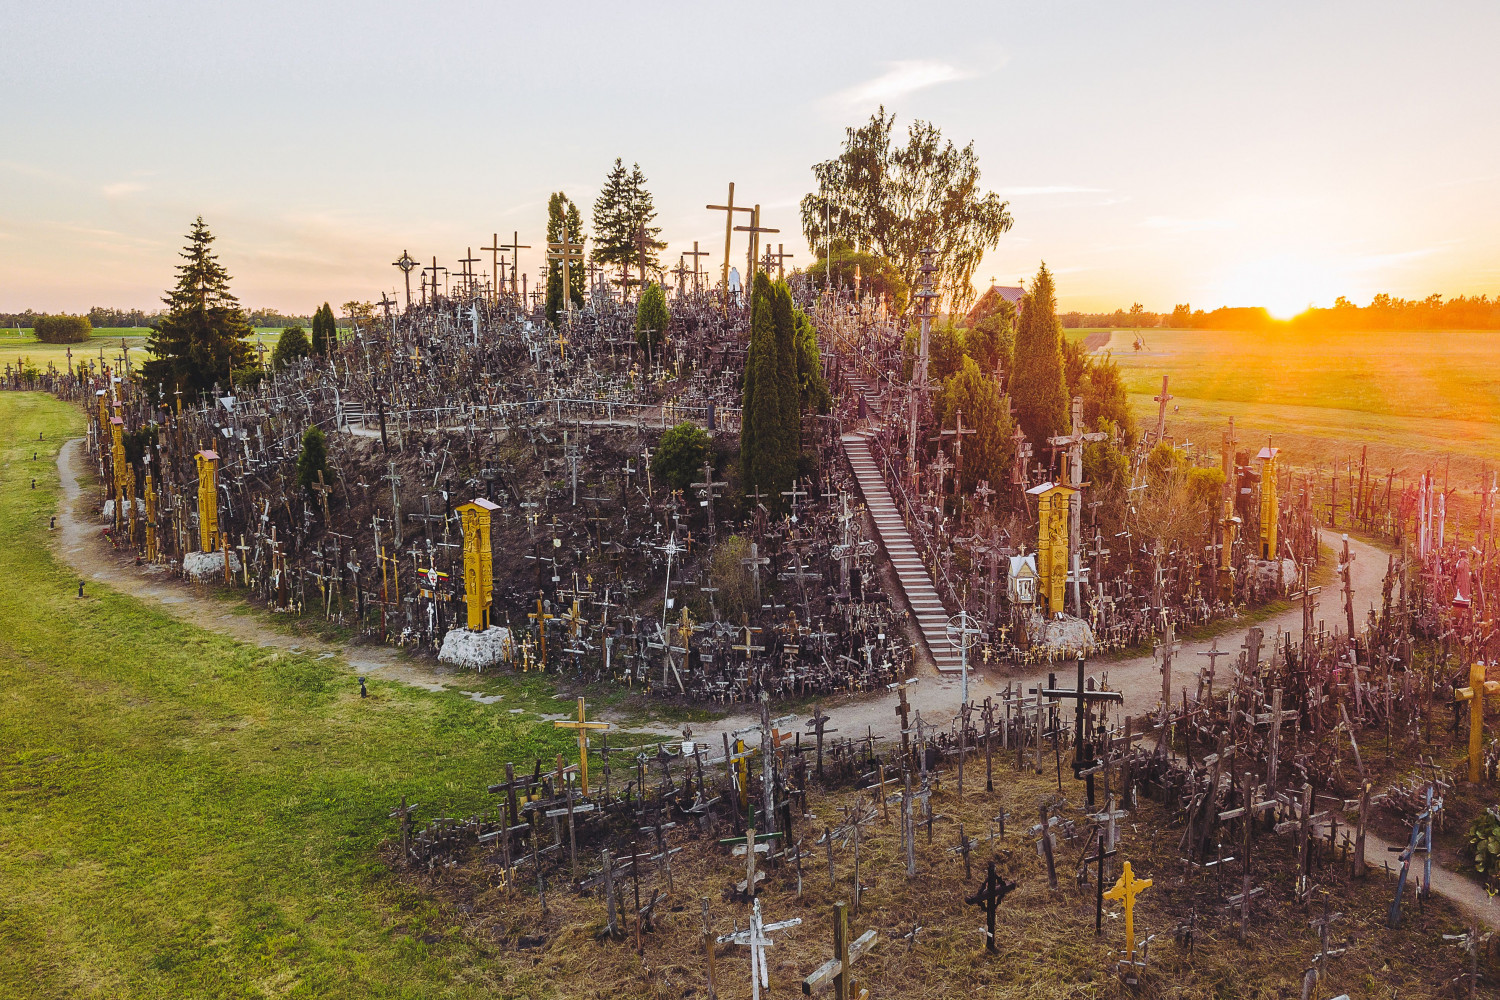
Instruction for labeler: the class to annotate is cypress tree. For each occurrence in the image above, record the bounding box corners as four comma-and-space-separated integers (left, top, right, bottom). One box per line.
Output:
143, 216, 254, 399
635, 282, 669, 361
1011, 262, 1069, 447
311, 303, 335, 356
271, 325, 311, 370
544, 193, 585, 324
740, 275, 805, 509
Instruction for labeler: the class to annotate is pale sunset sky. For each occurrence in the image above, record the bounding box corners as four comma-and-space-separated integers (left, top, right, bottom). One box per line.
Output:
3, 0, 1498, 317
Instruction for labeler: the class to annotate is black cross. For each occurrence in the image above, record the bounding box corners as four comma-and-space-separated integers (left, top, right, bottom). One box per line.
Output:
965, 860, 1019, 953
1042, 656, 1123, 806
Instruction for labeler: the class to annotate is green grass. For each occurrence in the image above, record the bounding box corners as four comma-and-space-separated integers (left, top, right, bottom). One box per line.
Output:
0, 392, 594, 998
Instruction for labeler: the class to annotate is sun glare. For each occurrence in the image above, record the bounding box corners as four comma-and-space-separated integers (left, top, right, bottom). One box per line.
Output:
1215, 253, 1343, 320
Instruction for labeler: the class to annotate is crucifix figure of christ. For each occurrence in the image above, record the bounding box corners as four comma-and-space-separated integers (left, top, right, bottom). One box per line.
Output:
716, 897, 801, 1000
966, 860, 1020, 954
801, 901, 877, 1000
1103, 860, 1152, 966
733, 205, 779, 287
1042, 657, 1124, 807
554, 697, 610, 795
706, 183, 754, 300
392, 250, 419, 310
1046, 395, 1109, 615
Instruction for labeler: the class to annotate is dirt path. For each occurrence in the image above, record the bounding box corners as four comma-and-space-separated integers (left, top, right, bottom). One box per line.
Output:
54, 438, 460, 696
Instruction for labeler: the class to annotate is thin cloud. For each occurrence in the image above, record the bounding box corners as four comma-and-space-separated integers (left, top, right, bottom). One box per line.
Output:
825, 60, 978, 111
1141, 215, 1233, 233
102, 182, 145, 198
999, 185, 1106, 196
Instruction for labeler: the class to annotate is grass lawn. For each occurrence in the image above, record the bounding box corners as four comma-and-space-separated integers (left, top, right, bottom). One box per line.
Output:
0, 392, 593, 998
1099, 327, 1500, 491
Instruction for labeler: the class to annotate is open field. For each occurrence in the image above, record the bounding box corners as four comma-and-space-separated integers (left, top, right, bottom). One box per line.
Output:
0, 330, 288, 375
1100, 327, 1500, 489
0, 393, 597, 998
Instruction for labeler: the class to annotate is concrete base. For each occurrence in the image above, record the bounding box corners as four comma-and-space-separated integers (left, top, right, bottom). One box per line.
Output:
101, 499, 138, 520
182, 549, 241, 582
438, 626, 512, 672
1028, 612, 1098, 659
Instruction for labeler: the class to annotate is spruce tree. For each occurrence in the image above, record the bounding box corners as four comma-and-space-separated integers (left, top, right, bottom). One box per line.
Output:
544, 193, 585, 325
143, 216, 254, 399
1010, 262, 1069, 448
296, 425, 330, 496
590, 159, 665, 293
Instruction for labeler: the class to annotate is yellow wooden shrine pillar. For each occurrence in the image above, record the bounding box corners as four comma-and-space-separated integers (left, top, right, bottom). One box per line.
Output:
96, 390, 110, 441
1455, 661, 1500, 782
143, 469, 159, 563
456, 498, 499, 630
1028, 481, 1078, 616
1257, 445, 1279, 560
109, 416, 126, 531
194, 449, 220, 553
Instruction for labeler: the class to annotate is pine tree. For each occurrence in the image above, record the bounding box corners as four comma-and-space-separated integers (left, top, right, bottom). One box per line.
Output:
544, 193, 585, 325
1011, 262, 1069, 448
590, 159, 665, 294
143, 217, 254, 399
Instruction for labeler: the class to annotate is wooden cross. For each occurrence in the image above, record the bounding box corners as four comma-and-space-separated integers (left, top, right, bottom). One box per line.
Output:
388, 795, 418, 864
392, 249, 419, 308
716, 897, 801, 1000
499, 231, 531, 297
734, 204, 779, 286
741, 544, 770, 606
1103, 860, 1152, 962
801, 901, 876, 999
806, 705, 837, 778
1042, 657, 1124, 805
1219, 770, 1276, 941
966, 860, 1019, 953
706, 182, 754, 298
1454, 661, 1500, 782
768, 243, 794, 281
1152, 375, 1173, 444
931, 407, 978, 492
682, 240, 711, 293
1084, 828, 1118, 935
554, 697, 610, 795
547, 225, 585, 318
890, 678, 918, 758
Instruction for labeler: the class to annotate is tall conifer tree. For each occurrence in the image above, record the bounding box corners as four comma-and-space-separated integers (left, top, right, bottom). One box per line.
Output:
1011, 262, 1069, 448
545, 192, 585, 324
591, 159, 665, 292
143, 217, 253, 398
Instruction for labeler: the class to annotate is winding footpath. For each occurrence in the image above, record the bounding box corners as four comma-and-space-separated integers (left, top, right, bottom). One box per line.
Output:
50, 437, 1498, 928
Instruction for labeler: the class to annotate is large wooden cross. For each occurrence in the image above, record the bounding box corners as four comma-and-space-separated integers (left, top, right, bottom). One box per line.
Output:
706, 183, 754, 299
552, 701, 609, 791
392, 250, 419, 309
734, 205, 779, 287
682, 240, 711, 293
547, 226, 585, 319
1042, 657, 1124, 806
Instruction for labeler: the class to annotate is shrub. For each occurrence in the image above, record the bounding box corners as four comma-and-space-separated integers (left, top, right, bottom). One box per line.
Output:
1468, 805, 1500, 877
296, 425, 330, 496
653, 422, 709, 491
272, 326, 311, 370
636, 282, 669, 360
33, 314, 92, 343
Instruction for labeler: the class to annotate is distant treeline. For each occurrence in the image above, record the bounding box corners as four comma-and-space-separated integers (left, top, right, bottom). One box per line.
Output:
0, 306, 316, 330
1063, 293, 1500, 332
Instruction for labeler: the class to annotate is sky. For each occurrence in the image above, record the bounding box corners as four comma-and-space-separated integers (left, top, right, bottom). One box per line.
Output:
4, 1, 1499, 317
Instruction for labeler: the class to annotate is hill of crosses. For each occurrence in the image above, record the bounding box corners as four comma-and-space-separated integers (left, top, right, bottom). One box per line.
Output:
17, 225, 1500, 998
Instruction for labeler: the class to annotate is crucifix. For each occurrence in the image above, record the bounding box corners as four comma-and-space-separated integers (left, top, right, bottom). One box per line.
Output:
966, 860, 1019, 954
691, 457, 727, 542
741, 543, 770, 607
706, 183, 754, 299
682, 240, 711, 293
806, 705, 837, 779
1046, 395, 1108, 614
392, 250, 418, 310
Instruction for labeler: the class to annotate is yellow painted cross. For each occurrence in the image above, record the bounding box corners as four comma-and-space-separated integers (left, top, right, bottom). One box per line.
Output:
554, 697, 609, 795
1103, 860, 1153, 960
1455, 661, 1500, 782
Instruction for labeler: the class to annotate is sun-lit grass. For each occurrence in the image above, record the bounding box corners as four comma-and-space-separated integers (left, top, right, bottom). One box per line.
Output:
1101, 327, 1500, 485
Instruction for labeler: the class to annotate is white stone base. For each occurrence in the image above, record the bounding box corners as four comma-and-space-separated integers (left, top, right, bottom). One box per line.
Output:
438, 626, 512, 672
101, 499, 138, 520
1027, 612, 1098, 658
1251, 557, 1299, 591
182, 549, 242, 582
